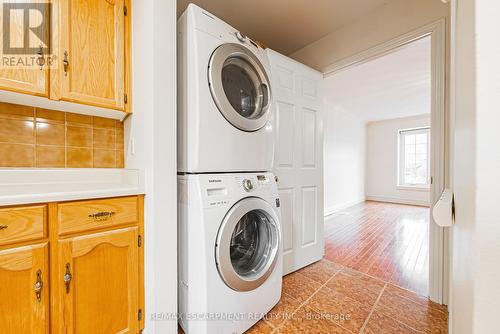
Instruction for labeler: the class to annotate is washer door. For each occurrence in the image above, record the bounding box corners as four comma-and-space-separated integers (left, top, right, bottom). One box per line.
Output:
216, 197, 280, 291
208, 43, 272, 132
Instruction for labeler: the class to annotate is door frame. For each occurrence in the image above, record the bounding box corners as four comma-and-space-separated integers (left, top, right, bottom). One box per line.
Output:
323, 19, 447, 304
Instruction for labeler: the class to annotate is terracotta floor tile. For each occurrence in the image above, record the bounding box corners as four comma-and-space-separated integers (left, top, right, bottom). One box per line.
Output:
282, 271, 322, 303
306, 285, 370, 333
263, 293, 302, 327
376, 291, 448, 334
364, 309, 423, 334
326, 271, 384, 307
296, 259, 343, 284
277, 305, 350, 334
246, 320, 275, 334
384, 283, 447, 314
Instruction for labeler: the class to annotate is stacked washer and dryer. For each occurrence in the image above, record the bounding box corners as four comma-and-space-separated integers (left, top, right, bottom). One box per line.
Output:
177, 4, 282, 334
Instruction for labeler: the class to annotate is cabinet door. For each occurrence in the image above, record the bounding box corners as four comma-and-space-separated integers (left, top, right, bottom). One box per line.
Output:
59, 0, 126, 110
0, 243, 49, 334
58, 227, 138, 333
0, 1, 50, 96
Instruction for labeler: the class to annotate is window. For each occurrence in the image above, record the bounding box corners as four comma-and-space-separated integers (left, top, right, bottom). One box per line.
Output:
398, 127, 430, 188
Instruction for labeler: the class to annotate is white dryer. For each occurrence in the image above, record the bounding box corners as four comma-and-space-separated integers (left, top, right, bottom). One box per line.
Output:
178, 172, 282, 334
177, 4, 274, 173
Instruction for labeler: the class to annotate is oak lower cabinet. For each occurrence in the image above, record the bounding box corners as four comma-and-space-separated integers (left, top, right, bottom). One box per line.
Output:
0, 195, 144, 334
0, 243, 50, 334
57, 228, 139, 333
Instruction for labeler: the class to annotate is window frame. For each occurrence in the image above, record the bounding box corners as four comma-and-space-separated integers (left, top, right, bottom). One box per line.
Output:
397, 126, 431, 190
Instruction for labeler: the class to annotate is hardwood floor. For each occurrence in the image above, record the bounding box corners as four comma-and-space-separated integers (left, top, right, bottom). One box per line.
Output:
324, 201, 429, 296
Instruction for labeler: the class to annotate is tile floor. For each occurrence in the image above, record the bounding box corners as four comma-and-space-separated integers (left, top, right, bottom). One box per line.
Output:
246, 259, 448, 334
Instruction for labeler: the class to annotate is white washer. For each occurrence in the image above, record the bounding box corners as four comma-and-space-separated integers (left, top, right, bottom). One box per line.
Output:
178, 172, 282, 334
177, 4, 274, 173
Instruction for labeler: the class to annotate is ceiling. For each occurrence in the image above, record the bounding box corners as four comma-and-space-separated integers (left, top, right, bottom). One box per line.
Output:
324, 36, 431, 122
177, 0, 389, 55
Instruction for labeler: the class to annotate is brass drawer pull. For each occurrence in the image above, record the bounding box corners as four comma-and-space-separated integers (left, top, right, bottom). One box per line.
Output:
88, 211, 116, 221
64, 263, 72, 294
0, 225, 8, 230
63, 51, 69, 75
34, 270, 43, 302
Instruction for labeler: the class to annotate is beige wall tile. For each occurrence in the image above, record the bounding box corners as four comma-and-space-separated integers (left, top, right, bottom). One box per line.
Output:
93, 128, 116, 149
116, 150, 124, 168
0, 143, 34, 167
67, 126, 91, 148
67, 147, 92, 168
116, 128, 124, 150
0, 102, 125, 169
0, 102, 34, 120
35, 108, 66, 123
36, 146, 65, 167
93, 149, 116, 168
93, 116, 115, 128
0, 119, 35, 144
36, 122, 65, 146
66, 112, 92, 127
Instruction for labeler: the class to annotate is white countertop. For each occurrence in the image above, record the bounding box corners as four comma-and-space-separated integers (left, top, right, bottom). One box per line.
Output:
0, 168, 145, 206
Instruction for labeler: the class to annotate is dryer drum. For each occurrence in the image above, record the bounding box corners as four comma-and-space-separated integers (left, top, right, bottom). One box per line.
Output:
208, 43, 272, 132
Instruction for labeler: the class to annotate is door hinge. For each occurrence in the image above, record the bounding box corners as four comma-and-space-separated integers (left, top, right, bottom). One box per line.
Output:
431, 176, 434, 185
124, 94, 128, 104
138, 235, 142, 247
138, 308, 143, 321
124, 5, 128, 16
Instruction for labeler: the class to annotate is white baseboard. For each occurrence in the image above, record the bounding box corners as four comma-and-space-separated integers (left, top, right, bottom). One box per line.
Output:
365, 195, 430, 207
324, 197, 365, 217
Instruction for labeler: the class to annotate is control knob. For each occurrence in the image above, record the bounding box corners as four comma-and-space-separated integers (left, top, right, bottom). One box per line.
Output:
242, 179, 253, 192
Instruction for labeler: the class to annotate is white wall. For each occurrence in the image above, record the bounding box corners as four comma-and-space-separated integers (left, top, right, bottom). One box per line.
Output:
323, 103, 365, 215
450, 0, 500, 333
365, 115, 431, 206
125, 1, 177, 333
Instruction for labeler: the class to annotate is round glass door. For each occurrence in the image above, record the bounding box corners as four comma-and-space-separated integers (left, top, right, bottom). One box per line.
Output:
208, 43, 272, 132
216, 198, 280, 291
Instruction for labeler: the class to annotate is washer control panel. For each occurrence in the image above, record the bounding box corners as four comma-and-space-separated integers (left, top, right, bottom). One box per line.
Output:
199, 173, 277, 209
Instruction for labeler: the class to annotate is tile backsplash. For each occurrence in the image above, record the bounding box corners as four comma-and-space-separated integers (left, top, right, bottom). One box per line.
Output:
0, 102, 124, 168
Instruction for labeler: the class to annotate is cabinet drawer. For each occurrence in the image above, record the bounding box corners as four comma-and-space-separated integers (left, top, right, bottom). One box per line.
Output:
0, 205, 46, 246
58, 196, 138, 235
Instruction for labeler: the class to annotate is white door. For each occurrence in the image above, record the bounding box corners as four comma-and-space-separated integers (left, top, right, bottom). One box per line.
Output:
267, 49, 324, 275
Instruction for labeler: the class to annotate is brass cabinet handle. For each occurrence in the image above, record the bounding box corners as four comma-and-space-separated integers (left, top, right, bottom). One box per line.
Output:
36, 45, 45, 70
88, 211, 116, 221
64, 263, 72, 294
0, 225, 8, 230
63, 51, 69, 75
34, 270, 43, 303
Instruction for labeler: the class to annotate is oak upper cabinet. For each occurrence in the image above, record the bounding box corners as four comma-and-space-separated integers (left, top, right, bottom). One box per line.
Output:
0, 1, 50, 96
57, 227, 139, 333
54, 0, 129, 111
0, 243, 49, 334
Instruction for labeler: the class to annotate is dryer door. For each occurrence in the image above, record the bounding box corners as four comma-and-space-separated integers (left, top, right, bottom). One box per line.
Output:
208, 43, 272, 132
216, 197, 280, 291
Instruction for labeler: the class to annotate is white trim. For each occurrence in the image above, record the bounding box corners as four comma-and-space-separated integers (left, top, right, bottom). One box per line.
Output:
322, 19, 447, 304
396, 185, 431, 192
366, 196, 430, 207
324, 197, 366, 217
0, 89, 127, 121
